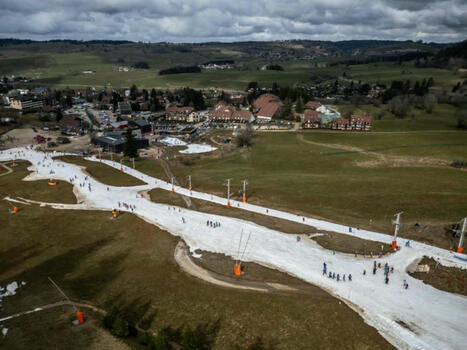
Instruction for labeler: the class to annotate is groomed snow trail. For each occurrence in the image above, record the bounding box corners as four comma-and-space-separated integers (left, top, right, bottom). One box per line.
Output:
1, 147, 466, 350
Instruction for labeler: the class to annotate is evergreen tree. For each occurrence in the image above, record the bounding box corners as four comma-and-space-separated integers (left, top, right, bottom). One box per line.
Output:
295, 95, 304, 113
55, 108, 63, 123
130, 84, 138, 100
281, 98, 293, 120
123, 129, 138, 158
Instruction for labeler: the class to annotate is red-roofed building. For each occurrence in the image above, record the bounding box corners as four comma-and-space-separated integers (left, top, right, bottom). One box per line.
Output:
254, 94, 283, 122
331, 117, 350, 131
165, 104, 195, 122
232, 110, 254, 123
305, 101, 322, 110
209, 102, 253, 123
303, 109, 321, 129
350, 115, 371, 131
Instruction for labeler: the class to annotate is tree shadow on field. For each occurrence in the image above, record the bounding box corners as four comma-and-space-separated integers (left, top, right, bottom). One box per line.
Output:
0, 238, 128, 311
0, 244, 50, 278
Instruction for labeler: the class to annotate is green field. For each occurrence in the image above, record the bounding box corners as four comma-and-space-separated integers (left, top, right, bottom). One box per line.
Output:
0, 157, 394, 350
169, 131, 467, 249
1, 50, 465, 91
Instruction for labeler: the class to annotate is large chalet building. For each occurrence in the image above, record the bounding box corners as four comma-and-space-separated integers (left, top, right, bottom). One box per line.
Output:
208, 101, 253, 123
165, 104, 198, 123
254, 93, 283, 122
10, 95, 44, 112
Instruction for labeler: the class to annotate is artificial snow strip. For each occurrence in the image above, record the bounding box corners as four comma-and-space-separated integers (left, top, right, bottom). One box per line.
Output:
1, 147, 467, 350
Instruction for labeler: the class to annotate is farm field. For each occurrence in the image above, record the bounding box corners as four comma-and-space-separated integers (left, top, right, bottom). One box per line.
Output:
1, 51, 465, 91
169, 131, 467, 249
0, 159, 394, 350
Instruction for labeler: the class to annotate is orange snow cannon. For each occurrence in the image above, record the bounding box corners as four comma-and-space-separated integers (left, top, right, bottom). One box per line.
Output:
226, 201, 231, 208
457, 247, 464, 254
12, 206, 18, 213
242, 196, 247, 203
391, 241, 397, 250
234, 263, 242, 276
76, 311, 85, 324
48, 181, 57, 186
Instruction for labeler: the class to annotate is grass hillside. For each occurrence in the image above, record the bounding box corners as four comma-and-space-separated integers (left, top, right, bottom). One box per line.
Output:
170, 131, 467, 249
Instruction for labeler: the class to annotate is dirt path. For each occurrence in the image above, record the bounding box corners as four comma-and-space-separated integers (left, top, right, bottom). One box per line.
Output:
210, 136, 225, 146
296, 133, 450, 168
0, 300, 105, 323
0, 163, 13, 177
4, 196, 90, 210
175, 241, 317, 295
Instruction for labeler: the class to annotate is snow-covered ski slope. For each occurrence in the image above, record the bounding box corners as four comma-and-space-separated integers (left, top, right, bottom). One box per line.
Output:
1, 147, 466, 350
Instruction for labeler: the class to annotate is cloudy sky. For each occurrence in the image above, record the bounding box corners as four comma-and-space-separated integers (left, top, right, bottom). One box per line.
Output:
1, 0, 466, 43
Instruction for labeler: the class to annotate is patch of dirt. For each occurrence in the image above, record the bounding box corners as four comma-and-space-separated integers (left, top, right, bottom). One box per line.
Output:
355, 155, 449, 168
297, 133, 450, 168
408, 257, 467, 296
312, 231, 393, 256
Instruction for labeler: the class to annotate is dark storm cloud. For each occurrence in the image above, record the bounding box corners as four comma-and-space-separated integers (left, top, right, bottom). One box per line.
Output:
0, 0, 465, 42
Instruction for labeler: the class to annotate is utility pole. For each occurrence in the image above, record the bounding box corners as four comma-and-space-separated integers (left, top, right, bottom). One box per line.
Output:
98, 150, 101, 162
392, 212, 403, 250
132, 157, 135, 169
188, 175, 192, 191
242, 179, 248, 203
48, 276, 84, 324
171, 177, 175, 193
456, 217, 466, 253
120, 158, 123, 172
225, 178, 231, 208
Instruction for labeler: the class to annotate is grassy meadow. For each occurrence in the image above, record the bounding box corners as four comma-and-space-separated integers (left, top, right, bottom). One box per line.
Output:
1, 50, 465, 91
169, 131, 467, 248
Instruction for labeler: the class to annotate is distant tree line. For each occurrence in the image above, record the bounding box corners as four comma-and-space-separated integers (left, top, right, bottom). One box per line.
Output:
202, 60, 234, 65
133, 61, 150, 69
265, 65, 284, 71
329, 52, 433, 67
159, 66, 201, 75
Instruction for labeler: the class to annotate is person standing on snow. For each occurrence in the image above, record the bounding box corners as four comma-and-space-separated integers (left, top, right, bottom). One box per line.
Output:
323, 262, 327, 275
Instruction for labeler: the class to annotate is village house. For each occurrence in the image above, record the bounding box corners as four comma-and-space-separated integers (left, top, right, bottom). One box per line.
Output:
209, 101, 253, 123
129, 119, 152, 134
10, 95, 44, 112
331, 117, 350, 131
59, 115, 86, 135
118, 101, 132, 116
254, 94, 283, 122
350, 115, 372, 131
165, 104, 195, 122
100, 94, 112, 109
305, 100, 322, 110
303, 109, 321, 129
